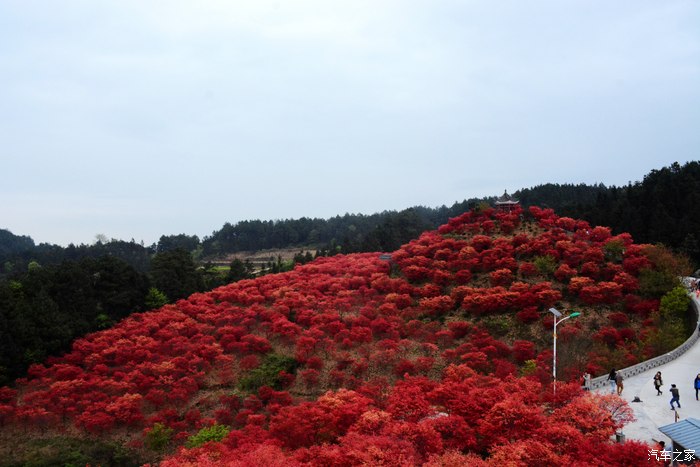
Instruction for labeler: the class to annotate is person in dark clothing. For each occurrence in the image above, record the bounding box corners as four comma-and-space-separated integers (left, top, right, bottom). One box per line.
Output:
670, 384, 681, 409
607, 368, 617, 394
694, 374, 700, 401
654, 371, 663, 396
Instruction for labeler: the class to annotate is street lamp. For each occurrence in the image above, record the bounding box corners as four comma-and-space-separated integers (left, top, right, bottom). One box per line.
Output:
549, 307, 581, 394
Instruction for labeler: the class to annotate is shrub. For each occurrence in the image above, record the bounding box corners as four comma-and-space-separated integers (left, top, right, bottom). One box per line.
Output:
608, 312, 629, 327
554, 264, 576, 283
638, 269, 678, 298
490, 269, 514, 287
238, 354, 298, 392
520, 360, 537, 376
145, 287, 169, 309
185, 424, 231, 448
519, 262, 538, 277
603, 240, 625, 263
512, 340, 536, 364
516, 307, 540, 325
481, 315, 510, 337
533, 255, 557, 276
145, 422, 173, 451
659, 286, 691, 320
655, 286, 692, 350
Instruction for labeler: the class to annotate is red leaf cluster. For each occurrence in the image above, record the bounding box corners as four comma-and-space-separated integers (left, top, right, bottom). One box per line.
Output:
0, 206, 660, 464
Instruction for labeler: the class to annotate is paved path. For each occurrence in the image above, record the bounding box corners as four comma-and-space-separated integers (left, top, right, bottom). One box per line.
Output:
604, 293, 700, 445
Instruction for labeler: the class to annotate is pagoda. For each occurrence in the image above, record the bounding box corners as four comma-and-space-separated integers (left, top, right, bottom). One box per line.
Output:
494, 190, 520, 212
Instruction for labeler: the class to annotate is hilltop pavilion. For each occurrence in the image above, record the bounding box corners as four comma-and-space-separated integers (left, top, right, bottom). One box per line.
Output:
495, 190, 520, 212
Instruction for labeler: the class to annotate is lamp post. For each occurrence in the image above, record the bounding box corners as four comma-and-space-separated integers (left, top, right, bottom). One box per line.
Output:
549, 307, 581, 395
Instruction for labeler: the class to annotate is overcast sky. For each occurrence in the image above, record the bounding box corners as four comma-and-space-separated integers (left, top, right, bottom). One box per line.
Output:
1, 1, 698, 246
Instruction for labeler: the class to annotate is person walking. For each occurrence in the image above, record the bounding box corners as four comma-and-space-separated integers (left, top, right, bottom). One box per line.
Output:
694, 374, 700, 401
615, 371, 624, 395
670, 384, 681, 410
654, 371, 663, 396
583, 372, 592, 391
608, 368, 617, 394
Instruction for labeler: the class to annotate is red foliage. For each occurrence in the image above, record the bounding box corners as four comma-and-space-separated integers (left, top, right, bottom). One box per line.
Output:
386, 378, 435, 422
470, 235, 492, 252
613, 272, 639, 293
516, 306, 541, 324
623, 255, 651, 275
518, 262, 538, 277
554, 263, 577, 282
589, 226, 613, 242
489, 268, 514, 286
580, 261, 601, 278
594, 327, 622, 347
0, 206, 659, 465
580, 281, 624, 305
418, 295, 454, 316
624, 295, 659, 318
608, 312, 630, 327
512, 340, 536, 363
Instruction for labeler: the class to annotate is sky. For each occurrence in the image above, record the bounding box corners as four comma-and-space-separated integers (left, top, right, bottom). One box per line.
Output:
1, 1, 699, 247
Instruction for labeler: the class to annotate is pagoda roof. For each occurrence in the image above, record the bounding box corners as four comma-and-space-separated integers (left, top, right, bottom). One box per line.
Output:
495, 190, 519, 205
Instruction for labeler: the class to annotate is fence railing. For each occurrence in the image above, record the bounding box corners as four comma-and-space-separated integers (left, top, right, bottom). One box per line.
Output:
588, 293, 700, 391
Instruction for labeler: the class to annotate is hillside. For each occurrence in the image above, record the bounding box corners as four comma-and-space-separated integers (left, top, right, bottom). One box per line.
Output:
0, 206, 687, 465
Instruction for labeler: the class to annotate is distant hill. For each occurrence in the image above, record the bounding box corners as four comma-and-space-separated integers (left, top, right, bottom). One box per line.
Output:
563, 161, 700, 263
201, 161, 700, 264
3, 161, 699, 273
0, 205, 687, 465
0, 229, 34, 263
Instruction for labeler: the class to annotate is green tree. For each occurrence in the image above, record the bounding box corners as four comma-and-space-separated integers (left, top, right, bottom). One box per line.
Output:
27, 260, 41, 272
660, 286, 691, 319
0, 228, 35, 258
0, 256, 149, 383
145, 423, 174, 451
650, 286, 691, 352
638, 245, 689, 298
86, 256, 149, 320
227, 258, 254, 282
150, 249, 204, 302
681, 233, 700, 263
156, 234, 200, 253
95, 313, 113, 329
145, 287, 168, 309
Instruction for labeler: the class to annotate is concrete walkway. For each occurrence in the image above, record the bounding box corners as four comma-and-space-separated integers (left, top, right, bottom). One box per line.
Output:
606, 293, 700, 446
